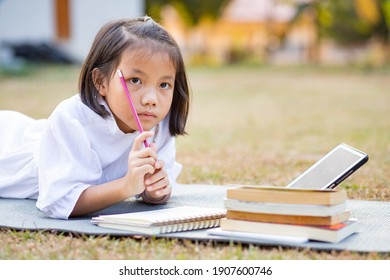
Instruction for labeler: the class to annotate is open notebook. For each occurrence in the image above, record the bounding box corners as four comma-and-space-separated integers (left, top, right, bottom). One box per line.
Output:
91, 206, 227, 235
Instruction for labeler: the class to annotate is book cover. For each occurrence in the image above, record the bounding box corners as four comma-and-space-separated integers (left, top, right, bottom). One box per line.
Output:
226, 210, 351, 226
227, 185, 347, 205
91, 206, 226, 235
224, 199, 347, 216
207, 228, 309, 243
220, 218, 359, 243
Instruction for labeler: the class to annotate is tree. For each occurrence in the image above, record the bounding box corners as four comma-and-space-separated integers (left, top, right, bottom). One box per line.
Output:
287, 0, 390, 64
145, 0, 230, 26
294, 0, 390, 45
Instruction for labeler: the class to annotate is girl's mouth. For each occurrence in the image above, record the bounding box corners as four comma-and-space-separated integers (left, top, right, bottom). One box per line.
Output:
138, 111, 157, 120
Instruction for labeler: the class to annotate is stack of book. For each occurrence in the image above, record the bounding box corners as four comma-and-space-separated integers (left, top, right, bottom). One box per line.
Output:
215, 186, 358, 243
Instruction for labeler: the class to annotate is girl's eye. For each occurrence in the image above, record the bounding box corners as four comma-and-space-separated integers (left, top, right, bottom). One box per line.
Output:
160, 82, 171, 90
130, 78, 141, 85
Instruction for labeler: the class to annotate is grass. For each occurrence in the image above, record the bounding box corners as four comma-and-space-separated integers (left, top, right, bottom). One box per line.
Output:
0, 64, 389, 259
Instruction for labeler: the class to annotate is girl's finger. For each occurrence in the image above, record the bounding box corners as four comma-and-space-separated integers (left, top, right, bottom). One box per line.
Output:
146, 176, 169, 192
131, 131, 154, 152
131, 147, 158, 161
128, 157, 156, 169
134, 164, 155, 177
153, 184, 171, 196
145, 168, 167, 186
149, 142, 158, 153
154, 160, 164, 169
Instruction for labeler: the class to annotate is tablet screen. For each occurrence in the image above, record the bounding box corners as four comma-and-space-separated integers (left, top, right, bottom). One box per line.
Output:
286, 144, 368, 190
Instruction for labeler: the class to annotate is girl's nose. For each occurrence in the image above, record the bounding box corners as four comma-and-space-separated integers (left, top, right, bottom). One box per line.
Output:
141, 87, 157, 107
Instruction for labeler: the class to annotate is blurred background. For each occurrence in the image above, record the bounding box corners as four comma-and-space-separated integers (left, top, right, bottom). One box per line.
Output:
0, 0, 389, 69
0, 0, 389, 194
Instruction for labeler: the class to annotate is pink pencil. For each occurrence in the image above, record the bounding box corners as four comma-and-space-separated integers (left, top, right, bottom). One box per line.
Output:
116, 69, 149, 148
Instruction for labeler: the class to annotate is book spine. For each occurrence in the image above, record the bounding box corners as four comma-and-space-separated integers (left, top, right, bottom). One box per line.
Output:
227, 189, 346, 205
224, 199, 347, 216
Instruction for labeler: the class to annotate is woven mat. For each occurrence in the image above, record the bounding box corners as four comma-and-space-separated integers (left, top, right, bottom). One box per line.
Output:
1, 184, 389, 252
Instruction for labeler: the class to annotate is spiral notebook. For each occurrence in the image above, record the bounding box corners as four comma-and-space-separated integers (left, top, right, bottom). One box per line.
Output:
91, 206, 227, 235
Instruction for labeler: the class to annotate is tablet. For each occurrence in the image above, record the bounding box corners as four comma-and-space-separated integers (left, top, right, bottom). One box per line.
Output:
286, 143, 368, 190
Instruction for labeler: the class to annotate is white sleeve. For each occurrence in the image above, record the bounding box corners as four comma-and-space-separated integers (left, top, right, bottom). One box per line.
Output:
36, 111, 102, 219
155, 120, 182, 188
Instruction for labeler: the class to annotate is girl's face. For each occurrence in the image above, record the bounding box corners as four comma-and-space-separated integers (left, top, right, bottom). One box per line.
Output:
98, 48, 175, 133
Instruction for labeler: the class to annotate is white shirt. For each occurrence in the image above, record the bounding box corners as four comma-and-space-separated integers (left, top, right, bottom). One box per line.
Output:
0, 94, 181, 219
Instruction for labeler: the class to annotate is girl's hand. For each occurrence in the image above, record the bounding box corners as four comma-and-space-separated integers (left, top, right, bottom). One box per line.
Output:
144, 160, 171, 200
124, 131, 157, 196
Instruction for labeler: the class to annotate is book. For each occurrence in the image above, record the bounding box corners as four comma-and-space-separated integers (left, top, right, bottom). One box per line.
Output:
91, 206, 227, 235
224, 199, 347, 217
226, 210, 351, 226
207, 228, 309, 243
227, 185, 347, 205
220, 218, 359, 243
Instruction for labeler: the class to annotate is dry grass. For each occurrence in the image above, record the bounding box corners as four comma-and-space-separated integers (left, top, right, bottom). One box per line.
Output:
0, 64, 389, 259
177, 65, 390, 201
0, 229, 388, 260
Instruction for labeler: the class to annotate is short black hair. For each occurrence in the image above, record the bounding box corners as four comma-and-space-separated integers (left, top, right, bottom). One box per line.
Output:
78, 17, 190, 136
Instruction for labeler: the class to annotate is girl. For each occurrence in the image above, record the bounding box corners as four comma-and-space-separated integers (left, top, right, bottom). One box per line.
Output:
0, 16, 190, 219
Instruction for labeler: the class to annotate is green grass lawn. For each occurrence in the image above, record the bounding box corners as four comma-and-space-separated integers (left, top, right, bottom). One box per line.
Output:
0, 64, 389, 259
